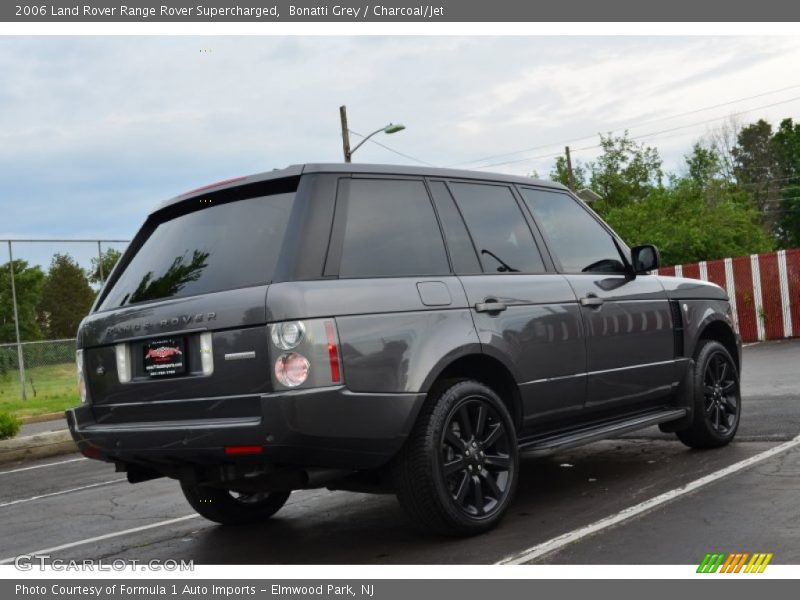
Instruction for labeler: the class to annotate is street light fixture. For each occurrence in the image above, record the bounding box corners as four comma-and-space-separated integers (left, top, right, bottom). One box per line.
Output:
339, 105, 406, 163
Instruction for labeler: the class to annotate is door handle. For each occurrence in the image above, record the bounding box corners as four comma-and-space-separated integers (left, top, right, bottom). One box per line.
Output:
580, 294, 604, 308
475, 299, 507, 313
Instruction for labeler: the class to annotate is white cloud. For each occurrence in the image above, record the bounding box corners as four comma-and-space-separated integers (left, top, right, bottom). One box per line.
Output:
1, 35, 800, 241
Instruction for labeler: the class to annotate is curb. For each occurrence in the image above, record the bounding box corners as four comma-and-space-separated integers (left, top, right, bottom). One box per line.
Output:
0, 430, 77, 466
20, 412, 67, 424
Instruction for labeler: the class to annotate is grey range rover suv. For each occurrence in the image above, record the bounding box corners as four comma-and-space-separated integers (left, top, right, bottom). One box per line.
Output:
68, 163, 742, 536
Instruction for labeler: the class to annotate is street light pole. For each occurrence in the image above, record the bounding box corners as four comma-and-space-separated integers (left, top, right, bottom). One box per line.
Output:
339, 105, 352, 163
339, 105, 405, 163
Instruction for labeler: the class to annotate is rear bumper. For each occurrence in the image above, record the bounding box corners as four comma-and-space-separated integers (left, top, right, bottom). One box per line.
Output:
66, 386, 425, 472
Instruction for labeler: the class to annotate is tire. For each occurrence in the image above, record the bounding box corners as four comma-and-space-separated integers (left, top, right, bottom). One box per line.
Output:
180, 482, 291, 525
676, 339, 742, 449
393, 379, 519, 536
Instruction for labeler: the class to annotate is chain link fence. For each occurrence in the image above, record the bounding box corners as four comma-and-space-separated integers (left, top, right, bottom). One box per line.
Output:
1, 239, 129, 409
0, 339, 77, 405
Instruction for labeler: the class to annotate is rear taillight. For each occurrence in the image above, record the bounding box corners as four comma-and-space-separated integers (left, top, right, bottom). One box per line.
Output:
271, 321, 305, 350
81, 446, 103, 459
224, 445, 263, 456
324, 320, 341, 383
76, 349, 88, 403
268, 318, 342, 390
199, 332, 214, 376
274, 352, 310, 387
115, 343, 131, 383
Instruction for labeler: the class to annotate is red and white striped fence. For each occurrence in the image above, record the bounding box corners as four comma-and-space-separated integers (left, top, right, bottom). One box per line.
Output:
655, 249, 800, 343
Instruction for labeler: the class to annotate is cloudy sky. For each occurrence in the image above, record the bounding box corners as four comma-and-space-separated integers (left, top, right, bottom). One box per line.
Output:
2, 35, 800, 268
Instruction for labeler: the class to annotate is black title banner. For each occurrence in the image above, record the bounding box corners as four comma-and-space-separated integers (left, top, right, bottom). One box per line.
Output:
4, 579, 799, 600
3, 0, 800, 22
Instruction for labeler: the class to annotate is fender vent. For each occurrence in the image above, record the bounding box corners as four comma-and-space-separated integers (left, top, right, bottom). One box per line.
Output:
669, 300, 684, 357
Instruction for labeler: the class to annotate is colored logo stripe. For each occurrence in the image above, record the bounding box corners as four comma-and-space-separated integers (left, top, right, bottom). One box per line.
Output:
697, 553, 725, 573
697, 552, 773, 573
745, 553, 773, 573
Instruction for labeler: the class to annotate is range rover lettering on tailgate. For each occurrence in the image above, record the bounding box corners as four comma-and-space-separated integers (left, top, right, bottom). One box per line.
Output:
68, 164, 742, 536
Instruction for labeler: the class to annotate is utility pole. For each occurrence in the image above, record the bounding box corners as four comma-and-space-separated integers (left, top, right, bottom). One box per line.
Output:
339, 105, 352, 163
97, 240, 105, 284
565, 145, 575, 190
7, 241, 26, 401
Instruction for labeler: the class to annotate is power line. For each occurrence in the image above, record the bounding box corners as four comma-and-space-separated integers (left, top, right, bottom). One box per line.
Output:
450, 82, 800, 169
740, 177, 800, 188
348, 129, 436, 167
471, 94, 800, 171
630, 95, 800, 144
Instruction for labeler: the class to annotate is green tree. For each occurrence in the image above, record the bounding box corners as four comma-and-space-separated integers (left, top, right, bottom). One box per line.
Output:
771, 118, 800, 246
588, 132, 663, 209
771, 118, 800, 174
685, 143, 723, 189
89, 248, 122, 285
603, 178, 773, 266
0, 260, 46, 343
37, 254, 95, 339
550, 155, 587, 190
586, 140, 773, 265
704, 116, 741, 183
732, 119, 782, 233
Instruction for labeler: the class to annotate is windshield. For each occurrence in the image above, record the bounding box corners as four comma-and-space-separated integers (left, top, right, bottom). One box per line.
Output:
99, 192, 295, 309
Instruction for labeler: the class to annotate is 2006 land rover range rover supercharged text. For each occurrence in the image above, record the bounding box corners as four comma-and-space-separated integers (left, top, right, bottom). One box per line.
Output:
68, 163, 742, 536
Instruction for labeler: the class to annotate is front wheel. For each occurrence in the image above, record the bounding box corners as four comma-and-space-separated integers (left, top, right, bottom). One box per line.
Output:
180, 481, 291, 525
675, 339, 742, 449
393, 379, 519, 536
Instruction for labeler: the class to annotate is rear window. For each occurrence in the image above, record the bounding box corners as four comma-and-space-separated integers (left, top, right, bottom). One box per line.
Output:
99, 192, 295, 309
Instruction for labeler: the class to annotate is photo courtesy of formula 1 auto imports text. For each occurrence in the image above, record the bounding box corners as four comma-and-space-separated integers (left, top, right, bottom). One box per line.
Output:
1, 0, 800, 598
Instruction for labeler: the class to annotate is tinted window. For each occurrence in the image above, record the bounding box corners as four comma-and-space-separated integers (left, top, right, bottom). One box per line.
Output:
448, 182, 544, 274
100, 192, 295, 309
428, 181, 481, 274
338, 179, 449, 278
520, 188, 625, 273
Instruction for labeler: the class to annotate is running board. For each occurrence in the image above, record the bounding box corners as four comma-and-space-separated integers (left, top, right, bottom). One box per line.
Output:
518, 408, 687, 456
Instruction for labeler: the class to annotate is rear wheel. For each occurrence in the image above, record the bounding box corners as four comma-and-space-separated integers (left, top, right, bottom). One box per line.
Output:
676, 339, 741, 449
393, 379, 519, 536
180, 481, 290, 525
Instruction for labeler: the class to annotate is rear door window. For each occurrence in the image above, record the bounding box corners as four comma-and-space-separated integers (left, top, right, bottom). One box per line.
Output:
448, 182, 545, 274
519, 188, 626, 274
428, 181, 482, 274
100, 192, 295, 309
337, 179, 450, 278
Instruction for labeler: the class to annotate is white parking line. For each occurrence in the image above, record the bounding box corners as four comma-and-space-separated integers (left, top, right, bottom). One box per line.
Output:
0, 514, 200, 565
497, 434, 800, 565
0, 479, 126, 509
0, 457, 87, 476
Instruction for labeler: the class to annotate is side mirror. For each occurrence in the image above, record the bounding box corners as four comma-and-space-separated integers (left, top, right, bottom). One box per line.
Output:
631, 244, 660, 274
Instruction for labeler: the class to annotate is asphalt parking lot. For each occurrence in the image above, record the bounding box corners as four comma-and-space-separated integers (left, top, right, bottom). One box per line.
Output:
1, 339, 798, 565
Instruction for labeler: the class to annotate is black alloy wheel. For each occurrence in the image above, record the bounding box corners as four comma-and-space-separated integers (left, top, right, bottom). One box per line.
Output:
676, 339, 742, 449
393, 379, 519, 536
440, 396, 514, 518
702, 350, 739, 436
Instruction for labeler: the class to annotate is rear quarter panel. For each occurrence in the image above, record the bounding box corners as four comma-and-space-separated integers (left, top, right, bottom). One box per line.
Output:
266, 278, 481, 393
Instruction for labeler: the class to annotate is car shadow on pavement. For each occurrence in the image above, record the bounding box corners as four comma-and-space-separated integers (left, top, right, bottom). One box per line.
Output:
131, 439, 760, 565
